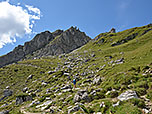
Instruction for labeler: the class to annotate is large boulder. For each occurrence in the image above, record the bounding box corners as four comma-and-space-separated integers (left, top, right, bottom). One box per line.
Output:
81, 92, 91, 102
29, 100, 40, 107
73, 94, 81, 103
117, 90, 138, 101
0, 110, 9, 114
36, 100, 52, 110
109, 28, 116, 33
73, 89, 91, 103
61, 85, 72, 90
16, 95, 32, 105
3, 89, 13, 97
93, 76, 102, 85
27, 75, 33, 80
22, 87, 28, 93
68, 105, 80, 114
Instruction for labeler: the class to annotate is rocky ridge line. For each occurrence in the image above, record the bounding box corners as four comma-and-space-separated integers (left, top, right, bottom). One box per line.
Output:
0, 27, 91, 68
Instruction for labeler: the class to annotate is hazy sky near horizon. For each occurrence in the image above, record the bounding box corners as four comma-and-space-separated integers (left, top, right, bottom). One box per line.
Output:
0, 0, 152, 55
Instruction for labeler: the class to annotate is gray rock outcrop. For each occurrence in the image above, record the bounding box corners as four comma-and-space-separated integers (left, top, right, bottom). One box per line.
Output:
0, 110, 9, 114
16, 95, 32, 105
73, 94, 81, 103
0, 31, 56, 67
0, 27, 91, 68
93, 76, 102, 85
111, 33, 138, 46
22, 87, 28, 93
73, 89, 91, 103
110, 28, 116, 33
117, 90, 138, 101
36, 100, 52, 110
29, 100, 40, 107
3, 89, 13, 97
33, 26, 91, 57
68, 105, 80, 114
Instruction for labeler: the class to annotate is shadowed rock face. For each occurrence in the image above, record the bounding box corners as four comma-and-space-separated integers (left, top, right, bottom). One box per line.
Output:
33, 26, 91, 57
0, 31, 55, 68
110, 28, 116, 33
0, 27, 91, 68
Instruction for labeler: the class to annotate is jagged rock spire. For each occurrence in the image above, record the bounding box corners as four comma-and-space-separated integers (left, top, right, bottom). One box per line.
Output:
110, 28, 116, 33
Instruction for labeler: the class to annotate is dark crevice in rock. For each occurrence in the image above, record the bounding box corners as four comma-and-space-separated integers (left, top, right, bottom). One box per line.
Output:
111, 33, 138, 46
141, 29, 152, 36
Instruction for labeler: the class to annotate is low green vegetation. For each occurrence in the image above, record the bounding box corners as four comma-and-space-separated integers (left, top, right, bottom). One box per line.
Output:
0, 24, 152, 113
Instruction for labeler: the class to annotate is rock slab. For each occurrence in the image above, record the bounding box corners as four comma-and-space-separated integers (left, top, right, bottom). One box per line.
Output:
117, 90, 138, 101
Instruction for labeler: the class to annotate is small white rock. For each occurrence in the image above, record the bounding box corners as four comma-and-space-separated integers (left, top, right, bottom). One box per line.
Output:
142, 109, 150, 114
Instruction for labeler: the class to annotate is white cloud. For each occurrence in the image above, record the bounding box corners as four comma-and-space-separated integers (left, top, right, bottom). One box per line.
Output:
25, 5, 40, 16
0, 1, 41, 48
17, 3, 21, 6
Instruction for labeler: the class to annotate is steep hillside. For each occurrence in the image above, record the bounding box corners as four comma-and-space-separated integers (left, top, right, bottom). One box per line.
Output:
0, 27, 91, 68
0, 24, 152, 114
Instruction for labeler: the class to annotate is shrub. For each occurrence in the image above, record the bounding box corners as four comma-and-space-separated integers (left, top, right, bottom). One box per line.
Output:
91, 103, 101, 113
146, 89, 152, 101
39, 97, 46, 102
16, 93, 29, 97
104, 85, 112, 91
133, 81, 148, 89
79, 104, 90, 114
129, 98, 145, 108
108, 91, 118, 98
133, 88, 147, 96
148, 82, 152, 89
87, 107, 94, 113
90, 92, 105, 100
113, 84, 121, 90
120, 85, 128, 91
98, 92, 105, 99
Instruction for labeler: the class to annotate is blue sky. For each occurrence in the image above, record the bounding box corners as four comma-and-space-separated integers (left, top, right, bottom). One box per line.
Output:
0, 0, 152, 56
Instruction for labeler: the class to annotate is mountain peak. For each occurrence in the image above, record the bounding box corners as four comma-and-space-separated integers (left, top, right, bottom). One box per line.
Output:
0, 27, 91, 67
32, 26, 91, 57
52, 29, 64, 37
109, 28, 116, 33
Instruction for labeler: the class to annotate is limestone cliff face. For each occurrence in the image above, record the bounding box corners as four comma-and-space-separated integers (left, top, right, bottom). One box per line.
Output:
33, 27, 91, 57
0, 31, 56, 67
0, 27, 91, 67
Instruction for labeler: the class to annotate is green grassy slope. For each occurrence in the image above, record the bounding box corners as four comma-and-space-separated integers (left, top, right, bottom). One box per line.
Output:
0, 24, 152, 114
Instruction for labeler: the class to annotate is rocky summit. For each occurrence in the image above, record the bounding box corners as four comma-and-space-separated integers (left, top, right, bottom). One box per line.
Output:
0, 26, 91, 68
0, 24, 152, 114
32, 26, 91, 57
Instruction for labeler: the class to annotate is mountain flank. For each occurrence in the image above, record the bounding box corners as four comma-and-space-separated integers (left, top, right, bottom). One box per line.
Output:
0, 24, 152, 114
0, 27, 91, 68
